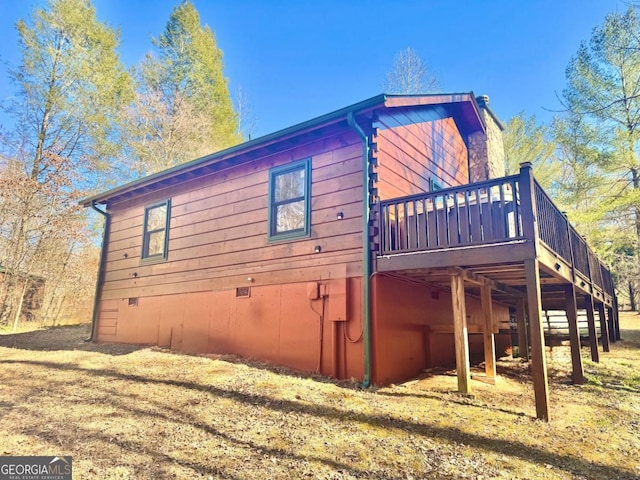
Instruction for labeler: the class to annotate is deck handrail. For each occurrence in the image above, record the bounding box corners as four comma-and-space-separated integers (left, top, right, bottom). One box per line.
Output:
378, 175, 523, 255
376, 164, 615, 299
533, 179, 572, 263
378, 173, 522, 207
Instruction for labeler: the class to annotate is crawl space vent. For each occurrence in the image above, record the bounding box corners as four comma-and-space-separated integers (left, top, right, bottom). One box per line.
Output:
236, 287, 251, 298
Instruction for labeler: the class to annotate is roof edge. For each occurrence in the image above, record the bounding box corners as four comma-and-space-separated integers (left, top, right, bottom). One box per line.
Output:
80, 94, 387, 207
81, 91, 492, 207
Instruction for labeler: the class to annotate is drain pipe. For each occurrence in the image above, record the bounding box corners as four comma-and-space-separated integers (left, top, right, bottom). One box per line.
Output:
86, 201, 110, 342
347, 111, 372, 388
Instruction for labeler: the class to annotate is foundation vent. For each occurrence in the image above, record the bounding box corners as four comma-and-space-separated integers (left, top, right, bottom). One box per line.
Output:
236, 287, 251, 298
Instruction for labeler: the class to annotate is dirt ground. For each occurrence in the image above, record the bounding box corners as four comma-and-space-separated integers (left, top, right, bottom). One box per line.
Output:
0, 315, 639, 479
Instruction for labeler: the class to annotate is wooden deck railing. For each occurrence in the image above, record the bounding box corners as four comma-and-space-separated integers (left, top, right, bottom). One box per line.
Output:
376, 164, 615, 300
533, 180, 572, 262
532, 179, 612, 298
378, 174, 523, 254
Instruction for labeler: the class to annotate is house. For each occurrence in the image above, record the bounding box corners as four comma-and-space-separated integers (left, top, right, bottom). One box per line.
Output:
82, 93, 618, 421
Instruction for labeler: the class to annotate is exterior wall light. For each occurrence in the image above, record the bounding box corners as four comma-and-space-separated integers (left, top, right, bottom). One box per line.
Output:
336, 212, 344, 220
314, 245, 322, 253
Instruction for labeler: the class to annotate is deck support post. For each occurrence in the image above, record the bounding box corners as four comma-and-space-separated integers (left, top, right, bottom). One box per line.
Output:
450, 272, 471, 394
596, 302, 610, 352
563, 284, 584, 384
613, 295, 621, 341
524, 258, 550, 421
515, 298, 529, 361
607, 307, 616, 344
481, 284, 496, 381
584, 295, 599, 363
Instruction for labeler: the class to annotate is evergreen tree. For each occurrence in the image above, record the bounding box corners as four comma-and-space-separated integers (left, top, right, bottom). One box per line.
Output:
552, 114, 606, 233
563, 5, 640, 293
6, 0, 133, 181
125, 1, 241, 175
502, 113, 559, 191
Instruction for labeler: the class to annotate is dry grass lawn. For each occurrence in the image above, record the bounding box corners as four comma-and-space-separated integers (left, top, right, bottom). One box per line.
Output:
0, 313, 639, 479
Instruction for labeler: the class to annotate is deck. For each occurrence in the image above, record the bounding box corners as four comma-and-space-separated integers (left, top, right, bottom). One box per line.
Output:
372, 163, 619, 421
375, 165, 614, 309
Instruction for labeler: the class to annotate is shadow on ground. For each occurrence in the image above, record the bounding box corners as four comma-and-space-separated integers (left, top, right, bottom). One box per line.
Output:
4, 357, 639, 480
0, 324, 143, 355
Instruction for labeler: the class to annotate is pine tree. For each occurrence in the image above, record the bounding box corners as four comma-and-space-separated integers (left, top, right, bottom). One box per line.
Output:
125, 1, 241, 175
502, 113, 559, 191
563, 6, 640, 295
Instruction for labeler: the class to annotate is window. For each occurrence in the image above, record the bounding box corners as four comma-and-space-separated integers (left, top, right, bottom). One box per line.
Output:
268, 159, 311, 241
430, 178, 443, 191
142, 200, 170, 261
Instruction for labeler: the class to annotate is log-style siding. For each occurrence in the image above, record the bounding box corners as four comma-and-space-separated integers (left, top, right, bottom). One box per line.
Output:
375, 114, 468, 199
100, 131, 364, 301
94, 128, 367, 380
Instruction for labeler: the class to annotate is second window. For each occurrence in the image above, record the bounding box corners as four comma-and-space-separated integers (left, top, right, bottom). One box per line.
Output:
268, 159, 311, 241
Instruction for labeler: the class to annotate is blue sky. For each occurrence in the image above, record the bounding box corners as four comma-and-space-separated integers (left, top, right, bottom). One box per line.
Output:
0, 0, 626, 138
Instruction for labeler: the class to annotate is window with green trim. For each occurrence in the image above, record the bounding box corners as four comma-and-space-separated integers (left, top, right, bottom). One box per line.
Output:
141, 200, 170, 261
268, 159, 311, 241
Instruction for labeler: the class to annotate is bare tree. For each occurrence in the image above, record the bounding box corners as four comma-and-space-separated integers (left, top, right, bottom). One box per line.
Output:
0, 152, 93, 329
383, 47, 440, 94
235, 86, 258, 141
122, 88, 218, 176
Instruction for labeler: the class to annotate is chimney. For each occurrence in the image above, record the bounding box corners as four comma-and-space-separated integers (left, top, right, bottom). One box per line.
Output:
468, 95, 506, 182
476, 94, 490, 108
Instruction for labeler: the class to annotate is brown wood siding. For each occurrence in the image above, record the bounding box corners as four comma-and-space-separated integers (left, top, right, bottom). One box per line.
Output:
100, 130, 363, 301
376, 115, 468, 200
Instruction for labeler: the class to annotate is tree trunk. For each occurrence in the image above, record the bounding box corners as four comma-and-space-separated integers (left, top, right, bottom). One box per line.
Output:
629, 281, 637, 311
11, 281, 29, 332
0, 276, 19, 326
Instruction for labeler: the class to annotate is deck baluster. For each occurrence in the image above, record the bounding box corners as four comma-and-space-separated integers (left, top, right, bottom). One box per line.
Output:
464, 190, 472, 243
453, 192, 461, 245
434, 195, 441, 247
422, 198, 429, 249
393, 203, 399, 252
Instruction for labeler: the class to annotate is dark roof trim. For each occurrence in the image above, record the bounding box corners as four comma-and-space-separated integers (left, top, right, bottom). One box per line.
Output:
80, 94, 387, 206
384, 92, 486, 133
81, 92, 482, 206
